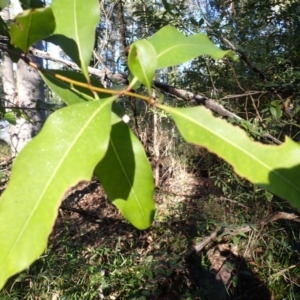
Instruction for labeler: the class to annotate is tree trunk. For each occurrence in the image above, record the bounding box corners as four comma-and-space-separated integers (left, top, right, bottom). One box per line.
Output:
2, 1, 46, 156
10, 47, 45, 156
0, 6, 15, 147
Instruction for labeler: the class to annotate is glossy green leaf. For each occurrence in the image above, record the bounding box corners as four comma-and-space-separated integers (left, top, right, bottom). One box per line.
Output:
51, 0, 100, 81
158, 104, 300, 211
95, 107, 155, 230
40, 70, 111, 105
147, 25, 235, 68
0, 98, 113, 289
128, 39, 157, 94
10, 7, 55, 52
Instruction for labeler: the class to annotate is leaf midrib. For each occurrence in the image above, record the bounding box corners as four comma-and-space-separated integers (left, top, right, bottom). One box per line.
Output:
172, 107, 299, 191
2, 101, 110, 271
73, 0, 87, 79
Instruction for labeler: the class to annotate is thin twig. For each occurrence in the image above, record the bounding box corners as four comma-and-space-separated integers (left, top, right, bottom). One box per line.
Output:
218, 196, 248, 209
220, 91, 266, 100
186, 211, 300, 258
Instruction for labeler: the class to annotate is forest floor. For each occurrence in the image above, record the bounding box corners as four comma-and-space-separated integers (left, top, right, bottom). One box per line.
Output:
45, 170, 271, 299
1, 148, 299, 299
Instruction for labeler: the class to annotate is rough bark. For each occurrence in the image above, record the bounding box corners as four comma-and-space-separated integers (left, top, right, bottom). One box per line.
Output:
10, 44, 45, 156
1, 4, 45, 156
0, 6, 15, 146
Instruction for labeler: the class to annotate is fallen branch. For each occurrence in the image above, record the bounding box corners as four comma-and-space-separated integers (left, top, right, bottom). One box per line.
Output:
186, 211, 300, 259
153, 81, 282, 145
218, 196, 248, 209
30, 48, 127, 85
30, 47, 282, 145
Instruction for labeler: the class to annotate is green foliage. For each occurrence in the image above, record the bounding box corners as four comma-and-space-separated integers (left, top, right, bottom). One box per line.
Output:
0, 99, 113, 288
128, 40, 157, 94
51, 0, 100, 80
95, 111, 155, 230
158, 104, 300, 211
147, 25, 236, 68
128, 25, 235, 92
10, 7, 55, 52
40, 70, 109, 104
270, 100, 283, 120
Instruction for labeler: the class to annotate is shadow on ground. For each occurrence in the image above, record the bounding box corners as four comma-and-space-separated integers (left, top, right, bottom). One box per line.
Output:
0, 166, 274, 299
42, 174, 272, 299
186, 248, 271, 300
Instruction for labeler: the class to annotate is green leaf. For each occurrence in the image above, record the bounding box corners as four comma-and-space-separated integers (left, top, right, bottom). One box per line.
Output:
51, 0, 100, 81
10, 7, 55, 52
158, 104, 300, 212
0, 98, 113, 289
128, 40, 157, 94
270, 101, 282, 119
40, 70, 87, 105
3, 112, 16, 125
265, 191, 273, 202
95, 107, 155, 230
147, 25, 235, 68
40, 70, 111, 105
232, 235, 239, 245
